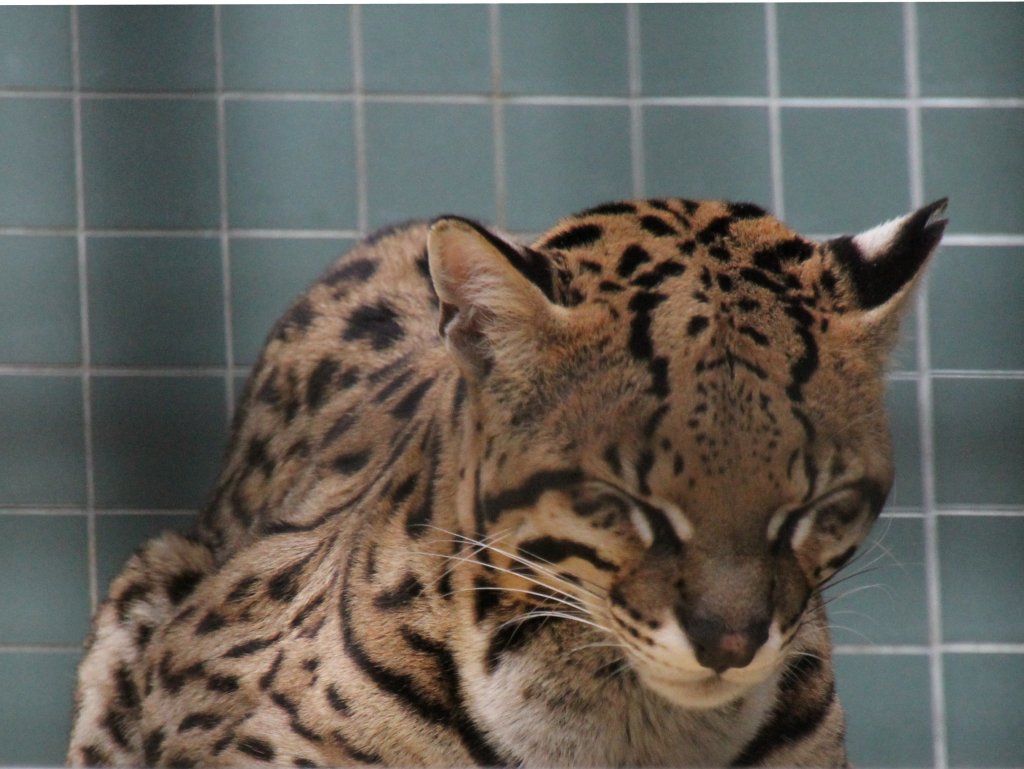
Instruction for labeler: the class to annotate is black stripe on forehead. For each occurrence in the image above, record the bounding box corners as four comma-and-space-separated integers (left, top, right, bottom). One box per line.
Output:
482, 468, 584, 522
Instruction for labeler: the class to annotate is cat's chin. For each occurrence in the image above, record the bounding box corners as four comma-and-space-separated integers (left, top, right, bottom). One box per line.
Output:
636, 664, 774, 710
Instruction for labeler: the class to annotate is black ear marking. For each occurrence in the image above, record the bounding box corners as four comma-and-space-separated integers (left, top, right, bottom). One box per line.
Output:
827, 198, 948, 310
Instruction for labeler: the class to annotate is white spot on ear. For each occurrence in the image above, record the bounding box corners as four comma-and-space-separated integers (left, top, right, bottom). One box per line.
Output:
852, 212, 911, 262
790, 514, 815, 551
629, 508, 654, 547
662, 501, 695, 542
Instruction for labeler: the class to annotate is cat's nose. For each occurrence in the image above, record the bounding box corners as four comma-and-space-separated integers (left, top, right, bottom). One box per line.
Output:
684, 615, 770, 673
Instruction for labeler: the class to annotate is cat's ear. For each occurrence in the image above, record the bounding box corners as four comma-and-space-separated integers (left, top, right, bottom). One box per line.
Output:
427, 216, 562, 378
825, 198, 948, 317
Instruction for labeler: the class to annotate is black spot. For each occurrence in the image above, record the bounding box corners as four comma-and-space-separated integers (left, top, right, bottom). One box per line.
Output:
542, 223, 603, 250
482, 468, 583, 522
709, 245, 732, 262
603, 444, 623, 477
716, 273, 734, 292
640, 215, 676, 237
268, 552, 316, 602
179, 712, 223, 732
224, 635, 280, 659
332, 449, 371, 475
237, 737, 276, 762
325, 684, 350, 714
728, 202, 768, 219
737, 298, 760, 312
677, 240, 696, 256
143, 729, 165, 766
473, 577, 500, 623
739, 325, 770, 347
306, 358, 339, 411
373, 574, 424, 610
578, 258, 602, 273
636, 450, 655, 496
391, 377, 434, 420
279, 298, 315, 335
518, 537, 617, 572
617, 244, 652, 278
579, 201, 637, 216
485, 610, 551, 673
325, 258, 377, 285
599, 280, 625, 293
166, 570, 203, 605
627, 291, 668, 361
631, 259, 686, 289
739, 267, 787, 294
697, 216, 732, 244
195, 611, 227, 635
687, 316, 710, 337
343, 301, 404, 350
115, 665, 139, 710
227, 576, 259, 602
81, 745, 110, 766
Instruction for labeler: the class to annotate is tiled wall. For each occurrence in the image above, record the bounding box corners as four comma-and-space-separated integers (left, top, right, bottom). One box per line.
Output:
0, 4, 1021, 767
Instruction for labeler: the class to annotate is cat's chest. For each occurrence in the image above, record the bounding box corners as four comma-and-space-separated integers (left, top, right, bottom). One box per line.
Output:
465, 642, 778, 767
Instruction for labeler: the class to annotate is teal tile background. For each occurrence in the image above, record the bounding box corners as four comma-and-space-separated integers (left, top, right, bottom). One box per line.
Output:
918, 4, 1024, 98
88, 237, 225, 366
0, 651, 80, 765
91, 376, 227, 509
226, 100, 358, 230
82, 99, 220, 229
221, 6, 351, 92
835, 653, 935, 767
0, 7, 71, 89
363, 5, 490, 94
781, 107, 910, 234
505, 105, 631, 231
777, 4, 905, 98
0, 98, 76, 227
1, 6, 1022, 768
640, 5, 767, 97
501, 5, 628, 96
644, 106, 772, 206
0, 236, 80, 364
78, 6, 215, 92
365, 103, 495, 227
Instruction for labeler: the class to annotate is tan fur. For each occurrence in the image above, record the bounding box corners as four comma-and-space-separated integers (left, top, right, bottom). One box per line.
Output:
68, 198, 944, 767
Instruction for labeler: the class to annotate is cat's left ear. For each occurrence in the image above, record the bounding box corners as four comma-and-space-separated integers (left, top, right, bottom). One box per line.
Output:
825, 198, 948, 318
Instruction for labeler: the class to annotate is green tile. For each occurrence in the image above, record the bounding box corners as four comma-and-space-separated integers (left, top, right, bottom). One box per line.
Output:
886, 380, 923, 510
919, 4, 1024, 98
923, 109, 1024, 234
0, 377, 85, 505
363, 5, 489, 94
932, 378, 1024, 507
231, 237, 350, 365
929, 247, 1024, 370
365, 103, 495, 228
0, 7, 71, 88
777, 4, 905, 98
502, 5, 628, 96
226, 100, 357, 230
504, 105, 631, 232
0, 98, 75, 228
0, 651, 80, 765
78, 6, 215, 92
640, 5, 767, 97
82, 99, 219, 229
945, 654, 1024, 767
644, 106, 772, 205
88, 237, 225, 367
834, 653, 934, 768
95, 513, 196, 597
0, 237, 80, 364
92, 377, 227, 509
939, 516, 1024, 644
221, 6, 351, 92
826, 517, 928, 646
0, 516, 89, 644
781, 108, 910, 234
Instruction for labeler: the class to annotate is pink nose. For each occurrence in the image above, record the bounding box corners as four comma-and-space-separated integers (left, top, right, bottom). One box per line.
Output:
685, 617, 769, 673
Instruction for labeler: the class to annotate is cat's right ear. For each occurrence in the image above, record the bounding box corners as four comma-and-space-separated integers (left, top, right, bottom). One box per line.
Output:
427, 216, 563, 379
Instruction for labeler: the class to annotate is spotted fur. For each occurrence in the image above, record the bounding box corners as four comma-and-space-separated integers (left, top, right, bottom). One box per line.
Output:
68, 197, 947, 767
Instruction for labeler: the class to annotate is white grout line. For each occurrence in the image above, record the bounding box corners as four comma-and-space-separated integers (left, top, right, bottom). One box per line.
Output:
0, 644, 84, 654
626, 3, 645, 198
350, 5, 369, 235
5, 87, 1022, 110
904, 6, 948, 769
213, 7, 236, 423
489, 4, 508, 230
69, 7, 99, 617
764, 3, 785, 219
837, 643, 1024, 656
